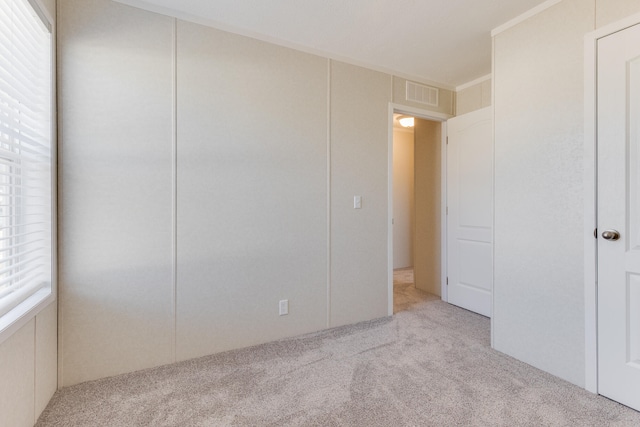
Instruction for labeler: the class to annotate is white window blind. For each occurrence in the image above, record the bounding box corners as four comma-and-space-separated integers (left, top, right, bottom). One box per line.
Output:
0, 0, 52, 320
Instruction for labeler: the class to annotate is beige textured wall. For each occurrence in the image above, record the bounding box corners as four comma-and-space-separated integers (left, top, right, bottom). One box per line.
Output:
0, 303, 57, 427
58, 0, 396, 385
491, 0, 640, 390
393, 129, 414, 269
35, 304, 58, 416
58, 0, 175, 385
175, 21, 328, 361
456, 79, 491, 115
493, 0, 595, 387
413, 119, 441, 296
596, 0, 640, 27
1, 0, 58, 425
0, 320, 34, 427
329, 61, 391, 327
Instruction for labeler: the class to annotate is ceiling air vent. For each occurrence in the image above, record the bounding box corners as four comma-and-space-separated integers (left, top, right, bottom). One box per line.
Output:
406, 81, 439, 107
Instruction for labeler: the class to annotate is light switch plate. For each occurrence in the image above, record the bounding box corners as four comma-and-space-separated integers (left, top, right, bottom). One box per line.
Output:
354, 196, 362, 209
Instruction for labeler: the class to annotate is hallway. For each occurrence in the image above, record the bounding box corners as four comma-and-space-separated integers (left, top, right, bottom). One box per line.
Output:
393, 268, 439, 314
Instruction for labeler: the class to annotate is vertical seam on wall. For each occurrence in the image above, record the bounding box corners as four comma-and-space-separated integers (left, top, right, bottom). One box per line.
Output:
326, 59, 332, 329
171, 17, 178, 363
490, 34, 496, 349
33, 317, 37, 423
55, 0, 63, 388
450, 90, 455, 116
389, 76, 394, 316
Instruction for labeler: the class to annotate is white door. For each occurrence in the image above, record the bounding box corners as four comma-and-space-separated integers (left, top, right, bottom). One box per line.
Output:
597, 23, 640, 412
446, 107, 493, 317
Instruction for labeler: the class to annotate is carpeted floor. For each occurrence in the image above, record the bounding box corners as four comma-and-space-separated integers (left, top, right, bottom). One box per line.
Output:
36, 272, 640, 426
392, 267, 438, 313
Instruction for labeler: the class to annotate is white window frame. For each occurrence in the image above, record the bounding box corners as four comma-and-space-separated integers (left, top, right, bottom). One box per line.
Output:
0, 0, 56, 345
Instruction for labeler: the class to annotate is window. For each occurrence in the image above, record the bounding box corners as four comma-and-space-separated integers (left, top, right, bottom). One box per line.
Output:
0, 0, 53, 334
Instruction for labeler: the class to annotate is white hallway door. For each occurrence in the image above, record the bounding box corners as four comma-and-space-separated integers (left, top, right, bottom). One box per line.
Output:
597, 23, 640, 411
446, 107, 493, 317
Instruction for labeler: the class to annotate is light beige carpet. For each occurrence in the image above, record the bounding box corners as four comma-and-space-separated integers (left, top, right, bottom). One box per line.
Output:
37, 281, 640, 426
392, 267, 438, 313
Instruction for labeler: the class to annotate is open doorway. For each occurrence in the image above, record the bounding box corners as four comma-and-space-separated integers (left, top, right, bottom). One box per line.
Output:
391, 112, 446, 314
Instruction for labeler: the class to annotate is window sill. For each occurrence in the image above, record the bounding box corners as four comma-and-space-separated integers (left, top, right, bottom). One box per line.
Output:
0, 289, 55, 345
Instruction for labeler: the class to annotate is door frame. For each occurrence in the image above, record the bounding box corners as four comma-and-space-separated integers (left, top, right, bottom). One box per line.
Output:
583, 11, 640, 394
387, 103, 452, 316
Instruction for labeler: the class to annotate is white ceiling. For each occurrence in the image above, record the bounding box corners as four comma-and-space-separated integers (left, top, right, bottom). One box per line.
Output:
116, 0, 549, 88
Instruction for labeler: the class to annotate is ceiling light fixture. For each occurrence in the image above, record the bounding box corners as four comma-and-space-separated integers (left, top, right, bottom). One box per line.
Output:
398, 116, 415, 128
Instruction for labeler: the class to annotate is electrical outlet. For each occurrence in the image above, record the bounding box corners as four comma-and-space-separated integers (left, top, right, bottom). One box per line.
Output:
279, 299, 289, 316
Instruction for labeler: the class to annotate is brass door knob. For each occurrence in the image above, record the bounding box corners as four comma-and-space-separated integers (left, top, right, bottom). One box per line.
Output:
601, 230, 621, 241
